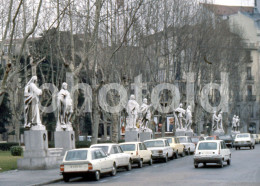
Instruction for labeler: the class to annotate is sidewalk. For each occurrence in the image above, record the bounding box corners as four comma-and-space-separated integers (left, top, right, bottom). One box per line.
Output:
0, 168, 63, 186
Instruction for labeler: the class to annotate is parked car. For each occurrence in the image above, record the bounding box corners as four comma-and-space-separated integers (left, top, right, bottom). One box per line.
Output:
144, 139, 174, 162
219, 135, 234, 148
177, 136, 196, 155
119, 142, 152, 168
163, 137, 185, 158
194, 140, 231, 168
60, 148, 116, 182
234, 133, 255, 150
90, 143, 132, 171
205, 135, 220, 140
190, 136, 201, 146
258, 134, 260, 143
252, 134, 259, 144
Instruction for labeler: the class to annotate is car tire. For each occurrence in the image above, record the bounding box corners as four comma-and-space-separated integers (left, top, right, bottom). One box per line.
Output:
164, 154, 168, 163
186, 148, 190, 155
235, 147, 237, 150
126, 161, 132, 171
219, 160, 224, 168
203, 163, 206, 167
239, 147, 240, 150
253, 146, 255, 149
250, 146, 252, 149
227, 159, 231, 165
175, 151, 179, 159
138, 159, 143, 168
63, 174, 70, 182
94, 170, 100, 181
181, 150, 185, 157
110, 163, 117, 176
149, 158, 153, 165
194, 163, 198, 168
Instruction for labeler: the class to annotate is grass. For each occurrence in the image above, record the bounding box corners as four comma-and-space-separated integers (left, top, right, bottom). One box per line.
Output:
0, 150, 23, 172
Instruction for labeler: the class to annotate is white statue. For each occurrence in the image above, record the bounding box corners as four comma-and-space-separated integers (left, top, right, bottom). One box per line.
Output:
24, 76, 45, 130
140, 98, 152, 132
56, 82, 73, 131
236, 116, 240, 132
126, 95, 140, 129
174, 103, 186, 130
212, 111, 219, 131
217, 111, 223, 130
231, 115, 237, 132
185, 105, 192, 131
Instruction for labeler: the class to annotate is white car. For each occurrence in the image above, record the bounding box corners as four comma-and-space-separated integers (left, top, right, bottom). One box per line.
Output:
60, 148, 116, 182
194, 140, 231, 168
120, 142, 153, 168
234, 133, 255, 150
177, 136, 196, 155
90, 143, 132, 171
144, 139, 174, 162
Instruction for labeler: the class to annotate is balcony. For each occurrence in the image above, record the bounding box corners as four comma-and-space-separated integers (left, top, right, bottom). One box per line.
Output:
246, 95, 256, 101
246, 76, 254, 84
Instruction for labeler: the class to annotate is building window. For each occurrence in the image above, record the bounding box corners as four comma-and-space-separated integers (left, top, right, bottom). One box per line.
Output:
247, 67, 252, 80
247, 85, 252, 97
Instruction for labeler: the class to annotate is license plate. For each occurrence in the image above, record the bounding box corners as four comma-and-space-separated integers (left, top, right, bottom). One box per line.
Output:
65, 164, 88, 172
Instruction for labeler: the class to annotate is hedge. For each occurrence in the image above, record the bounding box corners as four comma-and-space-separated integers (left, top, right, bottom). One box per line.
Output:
10, 146, 23, 156
0, 142, 19, 151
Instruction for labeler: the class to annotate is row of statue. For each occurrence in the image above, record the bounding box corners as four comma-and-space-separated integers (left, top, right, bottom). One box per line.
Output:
212, 111, 224, 132
24, 76, 73, 131
231, 115, 240, 132
174, 103, 193, 132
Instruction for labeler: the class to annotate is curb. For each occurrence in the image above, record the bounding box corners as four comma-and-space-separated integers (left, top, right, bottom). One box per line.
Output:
30, 178, 63, 186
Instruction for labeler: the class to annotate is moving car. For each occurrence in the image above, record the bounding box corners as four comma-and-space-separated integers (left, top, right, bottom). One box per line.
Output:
194, 140, 231, 168
177, 136, 196, 155
119, 142, 152, 168
219, 135, 234, 148
90, 143, 132, 171
163, 137, 185, 158
144, 139, 174, 162
234, 133, 255, 150
252, 134, 259, 144
60, 148, 116, 182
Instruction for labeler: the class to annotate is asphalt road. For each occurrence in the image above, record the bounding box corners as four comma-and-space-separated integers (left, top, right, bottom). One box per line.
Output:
50, 144, 260, 186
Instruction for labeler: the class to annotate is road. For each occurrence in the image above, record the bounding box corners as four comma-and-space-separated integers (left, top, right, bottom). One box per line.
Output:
50, 145, 260, 186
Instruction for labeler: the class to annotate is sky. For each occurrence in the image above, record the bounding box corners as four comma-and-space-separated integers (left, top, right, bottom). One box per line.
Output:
211, 0, 254, 6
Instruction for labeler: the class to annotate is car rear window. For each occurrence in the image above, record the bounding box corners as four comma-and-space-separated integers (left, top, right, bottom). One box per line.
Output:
236, 134, 249, 138
178, 137, 188, 143
120, 144, 136, 151
144, 140, 164, 147
90, 146, 109, 153
65, 150, 88, 161
198, 142, 217, 150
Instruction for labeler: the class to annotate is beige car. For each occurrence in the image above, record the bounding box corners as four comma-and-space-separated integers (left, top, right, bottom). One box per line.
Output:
163, 137, 185, 158
119, 142, 153, 168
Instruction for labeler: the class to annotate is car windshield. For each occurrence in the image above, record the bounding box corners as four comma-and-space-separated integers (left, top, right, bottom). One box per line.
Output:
206, 137, 214, 140
166, 138, 172, 143
191, 138, 199, 143
120, 144, 136, 151
198, 142, 217, 150
144, 140, 164, 147
236, 134, 249, 138
91, 146, 109, 153
178, 137, 188, 143
65, 150, 88, 161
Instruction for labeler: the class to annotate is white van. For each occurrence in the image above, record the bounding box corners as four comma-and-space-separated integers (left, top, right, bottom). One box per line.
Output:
194, 140, 231, 168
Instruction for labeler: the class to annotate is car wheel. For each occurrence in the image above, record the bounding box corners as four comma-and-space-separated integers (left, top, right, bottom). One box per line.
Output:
149, 158, 153, 165
181, 150, 185, 157
250, 146, 252, 149
253, 146, 255, 149
94, 170, 100, 181
63, 174, 70, 182
164, 154, 168, 163
187, 149, 190, 156
203, 163, 206, 167
110, 163, 117, 176
235, 147, 237, 150
175, 151, 179, 159
194, 163, 198, 168
219, 160, 224, 168
126, 161, 132, 171
138, 159, 143, 168
227, 159, 231, 165
238, 147, 240, 150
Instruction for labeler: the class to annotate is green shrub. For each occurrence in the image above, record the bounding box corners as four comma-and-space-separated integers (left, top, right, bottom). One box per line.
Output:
76, 141, 91, 148
10, 146, 23, 156
0, 143, 19, 151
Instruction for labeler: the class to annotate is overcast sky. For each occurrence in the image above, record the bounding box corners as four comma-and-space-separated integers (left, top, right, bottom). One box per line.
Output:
211, 0, 254, 6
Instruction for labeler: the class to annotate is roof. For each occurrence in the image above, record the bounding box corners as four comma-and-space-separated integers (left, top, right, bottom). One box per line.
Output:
201, 3, 254, 16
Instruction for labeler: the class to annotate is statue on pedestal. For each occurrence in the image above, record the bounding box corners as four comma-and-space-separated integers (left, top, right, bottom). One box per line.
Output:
126, 95, 140, 130
232, 115, 237, 132
212, 111, 219, 131
56, 82, 73, 131
24, 76, 45, 130
140, 98, 152, 132
185, 105, 193, 132
212, 111, 224, 135
236, 116, 240, 132
174, 103, 186, 130
217, 111, 223, 130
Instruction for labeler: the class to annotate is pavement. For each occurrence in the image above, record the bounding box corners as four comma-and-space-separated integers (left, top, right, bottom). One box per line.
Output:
0, 168, 63, 186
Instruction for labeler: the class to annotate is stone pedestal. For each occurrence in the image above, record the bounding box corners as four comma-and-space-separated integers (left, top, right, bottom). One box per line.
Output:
140, 132, 153, 142
18, 130, 62, 170
125, 129, 140, 142
185, 131, 194, 137
175, 129, 186, 136
55, 131, 75, 155
213, 129, 225, 136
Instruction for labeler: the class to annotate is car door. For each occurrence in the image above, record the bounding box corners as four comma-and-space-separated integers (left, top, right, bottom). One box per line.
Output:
175, 138, 182, 152
142, 143, 151, 162
138, 143, 145, 161
220, 141, 228, 161
111, 145, 121, 166
99, 149, 112, 172
92, 150, 104, 172
164, 140, 173, 157
117, 145, 128, 165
